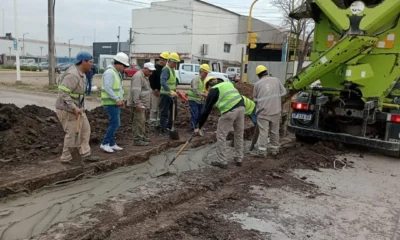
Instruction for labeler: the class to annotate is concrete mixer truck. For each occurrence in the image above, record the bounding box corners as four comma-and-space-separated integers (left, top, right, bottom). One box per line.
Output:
285, 0, 400, 156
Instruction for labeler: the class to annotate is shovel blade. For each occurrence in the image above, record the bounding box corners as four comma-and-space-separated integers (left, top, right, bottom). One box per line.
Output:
68, 147, 84, 166
169, 130, 180, 140
150, 168, 171, 178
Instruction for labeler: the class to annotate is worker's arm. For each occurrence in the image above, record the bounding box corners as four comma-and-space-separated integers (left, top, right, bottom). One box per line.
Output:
103, 69, 121, 101
197, 88, 219, 129
253, 82, 259, 103
58, 73, 79, 110
160, 67, 171, 92
191, 77, 203, 97
279, 79, 287, 96
131, 74, 143, 107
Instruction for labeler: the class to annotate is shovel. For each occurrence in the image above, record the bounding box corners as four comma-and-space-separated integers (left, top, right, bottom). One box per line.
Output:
249, 125, 259, 151
68, 113, 84, 165
151, 134, 196, 178
169, 98, 180, 140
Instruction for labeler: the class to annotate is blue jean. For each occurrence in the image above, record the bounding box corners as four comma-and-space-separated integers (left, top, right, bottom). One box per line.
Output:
248, 108, 257, 126
102, 105, 121, 146
86, 76, 93, 95
189, 100, 204, 130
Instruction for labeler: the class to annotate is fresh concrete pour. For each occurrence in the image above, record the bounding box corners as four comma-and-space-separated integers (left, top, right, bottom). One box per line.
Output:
0, 142, 231, 240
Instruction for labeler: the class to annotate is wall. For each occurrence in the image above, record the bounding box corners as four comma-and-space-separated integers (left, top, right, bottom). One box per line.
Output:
0, 39, 92, 59
93, 42, 129, 64
191, 1, 240, 62
238, 16, 287, 44
131, 0, 194, 54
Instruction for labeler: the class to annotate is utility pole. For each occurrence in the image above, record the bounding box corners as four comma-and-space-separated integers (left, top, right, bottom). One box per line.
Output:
2, 9, 4, 37
8, 47, 11, 63
243, 0, 258, 84
128, 28, 132, 64
68, 38, 73, 62
117, 26, 120, 52
40, 46, 43, 63
48, 0, 56, 85
22, 32, 28, 56
94, 28, 96, 42
14, 0, 21, 83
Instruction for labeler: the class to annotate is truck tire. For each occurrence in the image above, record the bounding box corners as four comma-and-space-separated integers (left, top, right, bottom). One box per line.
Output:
295, 134, 318, 144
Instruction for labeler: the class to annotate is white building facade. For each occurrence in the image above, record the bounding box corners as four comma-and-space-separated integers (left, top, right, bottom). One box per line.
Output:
131, 0, 285, 71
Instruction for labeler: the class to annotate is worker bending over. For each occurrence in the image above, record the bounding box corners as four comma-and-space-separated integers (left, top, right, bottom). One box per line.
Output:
149, 51, 169, 126
242, 95, 257, 126
252, 65, 287, 157
159, 52, 180, 136
100, 52, 129, 153
188, 64, 210, 132
55, 51, 99, 163
128, 62, 155, 146
195, 79, 245, 169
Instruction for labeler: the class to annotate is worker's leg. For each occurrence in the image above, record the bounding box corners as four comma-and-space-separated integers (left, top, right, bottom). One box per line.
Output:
150, 93, 160, 124
189, 100, 199, 131
56, 109, 77, 162
215, 110, 235, 167
267, 113, 281, 155
159, 94, 172, 131
252, 117, 269, 157
133, 108, 148, 145
233, 106, 245, 164
86, 77, 92, 95
79, 112, 91, 157
102, 105, 121, 147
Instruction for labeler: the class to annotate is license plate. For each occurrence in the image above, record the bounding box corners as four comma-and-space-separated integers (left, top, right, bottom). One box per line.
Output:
292, 112, 312, 121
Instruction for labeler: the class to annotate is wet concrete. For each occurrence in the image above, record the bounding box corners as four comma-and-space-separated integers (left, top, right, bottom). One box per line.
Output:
0, 141, 243, 240
0, 89, 100, 111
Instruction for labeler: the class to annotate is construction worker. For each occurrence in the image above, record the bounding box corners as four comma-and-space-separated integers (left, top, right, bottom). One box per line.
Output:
149, 51, 169, 126
243, 95, 257, 126
252, 65, 287, 157
194, 79, 245, 169
188, 63, 210, 132
55, 51, 99, 163
128, 62, 156, 146
159, 52, 180, 136
100, 52, 130, 153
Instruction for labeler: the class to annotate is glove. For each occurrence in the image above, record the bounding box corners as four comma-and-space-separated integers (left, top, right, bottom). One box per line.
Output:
170, 90, 177, 97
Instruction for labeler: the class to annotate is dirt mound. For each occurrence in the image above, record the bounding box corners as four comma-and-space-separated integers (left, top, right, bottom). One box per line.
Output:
235, 82, 254, 99
0, 104, 63, 162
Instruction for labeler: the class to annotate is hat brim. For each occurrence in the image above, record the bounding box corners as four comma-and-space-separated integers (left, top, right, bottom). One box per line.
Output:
148, 67, 156, 71
169, 59, 178, 63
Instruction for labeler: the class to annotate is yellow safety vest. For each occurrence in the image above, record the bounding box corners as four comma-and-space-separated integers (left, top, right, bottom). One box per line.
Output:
243, 96, 255, 115
212, 82, 242, 114
160, 65, 177, 94
101, 67, 123, 105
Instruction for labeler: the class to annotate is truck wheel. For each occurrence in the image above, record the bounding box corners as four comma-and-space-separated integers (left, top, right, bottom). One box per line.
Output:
295, 134, 318, 144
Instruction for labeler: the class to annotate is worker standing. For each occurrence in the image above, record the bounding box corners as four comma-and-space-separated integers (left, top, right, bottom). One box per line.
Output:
55, 51, 99, 163
149, 52, 169, 127
188, 63, 210, 132
159, 52, 180, 136
100, 52, 130, 153
85, 63, 96, 95
128, 62, 155, 146
194, 79, 245, 169
252, 65, 287, 157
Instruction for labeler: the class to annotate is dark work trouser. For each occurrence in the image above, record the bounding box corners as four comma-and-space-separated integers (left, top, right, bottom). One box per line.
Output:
159, 94, 177, 131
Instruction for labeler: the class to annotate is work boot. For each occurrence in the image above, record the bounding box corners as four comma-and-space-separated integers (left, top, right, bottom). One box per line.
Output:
250, 150, 267, 158
160, 129, 169, 137
83, 155, 100, 162
142, 136, 151, 142
234, 158, 242, 167
134, 140, 149, 146
211, 161, 228, 169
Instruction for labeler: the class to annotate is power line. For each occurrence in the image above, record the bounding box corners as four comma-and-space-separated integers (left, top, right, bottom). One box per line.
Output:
133, 27, 289, 36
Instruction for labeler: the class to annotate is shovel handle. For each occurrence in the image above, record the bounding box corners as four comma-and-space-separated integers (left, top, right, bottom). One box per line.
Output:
172, 99, 176, 122
75, 113, 81, 133
169, 134, 196, 166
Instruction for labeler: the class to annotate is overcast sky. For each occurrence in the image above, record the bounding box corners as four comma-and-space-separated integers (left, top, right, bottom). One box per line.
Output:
1, 0, 283, 45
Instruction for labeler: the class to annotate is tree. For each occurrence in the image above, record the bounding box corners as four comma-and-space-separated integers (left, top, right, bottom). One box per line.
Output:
271, 0, 314, 73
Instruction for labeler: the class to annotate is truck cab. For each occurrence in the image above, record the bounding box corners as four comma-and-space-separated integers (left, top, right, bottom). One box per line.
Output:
175, 63, 229, 84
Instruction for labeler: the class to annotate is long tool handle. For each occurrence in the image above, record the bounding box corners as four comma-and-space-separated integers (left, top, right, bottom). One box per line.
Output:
172, 98, 176, 122
74, 113, 82, 144
250, 125, 259, 151
168, 135, 195, 166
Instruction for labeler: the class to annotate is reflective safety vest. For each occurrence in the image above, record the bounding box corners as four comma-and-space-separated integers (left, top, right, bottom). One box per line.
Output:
101, 67, 123, 105
188, 77, 205, 102
212, 82, 242, 114
160, 65, 177, 95
242, 96, 255, 115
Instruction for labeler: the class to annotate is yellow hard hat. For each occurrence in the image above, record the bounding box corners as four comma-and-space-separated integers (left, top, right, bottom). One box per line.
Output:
255, 65, 268, 75
168, 52, 180, 62
200, 64, 210, 73
160, 51, 169, 59
203, 76, 217, 93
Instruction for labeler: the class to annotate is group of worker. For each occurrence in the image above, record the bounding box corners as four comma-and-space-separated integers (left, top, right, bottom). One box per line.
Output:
55, 50, 287, 169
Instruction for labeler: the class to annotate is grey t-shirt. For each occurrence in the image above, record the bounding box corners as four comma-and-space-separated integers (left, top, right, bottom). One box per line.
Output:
253, 76, 287, 119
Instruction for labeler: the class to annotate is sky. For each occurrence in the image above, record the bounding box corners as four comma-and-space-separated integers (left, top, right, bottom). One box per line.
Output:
0, 0, 283, 45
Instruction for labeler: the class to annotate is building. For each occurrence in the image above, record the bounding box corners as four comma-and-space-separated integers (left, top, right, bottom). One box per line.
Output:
92, 42, 130, 69
130, 0, 287, 72
0, 34, 93, 65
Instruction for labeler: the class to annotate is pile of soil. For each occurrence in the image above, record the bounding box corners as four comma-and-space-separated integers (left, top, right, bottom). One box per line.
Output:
235, 82, 254, 99
0, 103, 63, 162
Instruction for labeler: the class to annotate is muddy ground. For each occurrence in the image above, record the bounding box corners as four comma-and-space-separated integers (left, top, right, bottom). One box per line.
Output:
35, 140, 349, 240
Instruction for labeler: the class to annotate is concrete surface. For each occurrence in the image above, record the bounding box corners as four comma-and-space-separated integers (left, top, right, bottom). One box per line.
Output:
227, 153, 400, 240
0, 89, 100, 111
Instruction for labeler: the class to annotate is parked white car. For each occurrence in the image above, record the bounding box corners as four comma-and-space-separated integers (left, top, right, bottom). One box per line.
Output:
175, 63, 229, 84
226, 67, 241, 81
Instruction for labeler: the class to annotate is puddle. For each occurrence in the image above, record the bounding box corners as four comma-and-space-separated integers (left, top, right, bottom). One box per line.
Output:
0, 141, 249, 240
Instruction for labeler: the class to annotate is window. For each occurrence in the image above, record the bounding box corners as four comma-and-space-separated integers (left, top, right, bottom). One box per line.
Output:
224, 43, 231, 53
182, 64, 193, 72
137, 59, 150, 68
195, 65, 200, 72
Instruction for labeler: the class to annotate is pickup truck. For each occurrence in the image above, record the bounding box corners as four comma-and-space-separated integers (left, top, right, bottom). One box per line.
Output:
123, 64, 141, 79
175, 63, 229, 85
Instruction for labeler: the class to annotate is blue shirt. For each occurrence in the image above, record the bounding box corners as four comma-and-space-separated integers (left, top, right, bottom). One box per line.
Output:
160, 67, 171, 93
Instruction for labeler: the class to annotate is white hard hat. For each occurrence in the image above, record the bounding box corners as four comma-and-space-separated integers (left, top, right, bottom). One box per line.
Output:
113, 52, 130, 67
